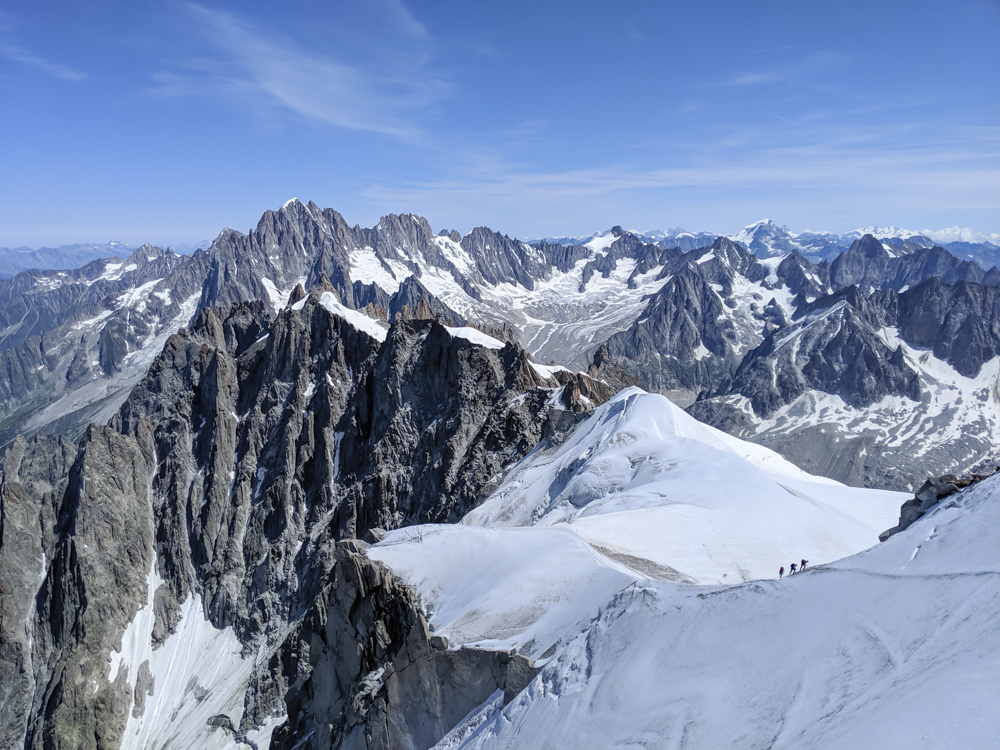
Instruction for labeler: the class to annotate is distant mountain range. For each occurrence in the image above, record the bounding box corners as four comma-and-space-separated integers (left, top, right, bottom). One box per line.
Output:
7, 222, 998, 280
0, 242, 136, 278
535, 219, 1000, 271
0, 240, 210, 278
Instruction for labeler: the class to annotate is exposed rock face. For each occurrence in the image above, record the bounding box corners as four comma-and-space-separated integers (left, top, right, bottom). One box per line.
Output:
829, 235, 992, 293
720, 300, 920, 419
605, 266, 736, 402
388, 276, 464, 325
1, 426, 154, 750
777, 250, 830, 304
0, 434, 78, 749
270, 542, 537, 750
603, 237, 801, 404
879, 471, 996, 540
714, 278, 1000, 418
689, 278, 1000, 490
1, 286, 618, 749
892, 278, 1000, 378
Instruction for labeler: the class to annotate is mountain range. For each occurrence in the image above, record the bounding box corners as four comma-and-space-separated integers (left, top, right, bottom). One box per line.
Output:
536, 218, 1000, 269
1, 199, 998, 749
2, 200, 997, 490
0, 241, 210, 279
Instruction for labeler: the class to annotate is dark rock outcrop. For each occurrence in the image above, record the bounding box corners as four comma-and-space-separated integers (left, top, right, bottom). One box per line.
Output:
724, 301, 921, 419
271, 542, 537, 750
829, 234, 990, 294
880, 471, 995, 540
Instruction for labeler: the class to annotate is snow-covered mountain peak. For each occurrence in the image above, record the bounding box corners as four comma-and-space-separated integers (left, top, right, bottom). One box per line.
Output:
726, 219, 803, 258
459, 387, 902, 584
741, 218, 780, 232
844, 225, 918, 241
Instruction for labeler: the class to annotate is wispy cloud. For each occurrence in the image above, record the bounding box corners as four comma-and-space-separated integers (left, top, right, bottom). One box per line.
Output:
380, 0, 430, 42
152, 3, 445, 139
360, 124, 1000, 233
749, 43, 805, 55
0, 44, 85, 81
718, 50, 851, 89
729, 72, 780, 86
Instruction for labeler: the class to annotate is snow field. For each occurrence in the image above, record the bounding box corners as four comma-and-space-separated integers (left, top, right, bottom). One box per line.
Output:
444, 326, 506, 349
109, 557, 279, 750
368, 524, 637, 660
465, 388, 904, 583
447, 476, 1000, 749
369, 386, 907, 670
318, 291, 389, 342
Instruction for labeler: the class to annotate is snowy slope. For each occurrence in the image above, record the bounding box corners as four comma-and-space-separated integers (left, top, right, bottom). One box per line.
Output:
107, 558, 281, 750
368, 389, 907, 665
441, 474, 1000, 750
315, 291, 389, 342
463, 388, 903, 583
367, 524, 637, 660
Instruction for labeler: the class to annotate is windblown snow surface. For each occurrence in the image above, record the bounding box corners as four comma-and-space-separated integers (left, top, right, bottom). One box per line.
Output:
368, 389, 999, 748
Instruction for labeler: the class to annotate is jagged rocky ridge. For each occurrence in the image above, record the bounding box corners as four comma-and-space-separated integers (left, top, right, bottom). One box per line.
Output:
0, 205, 645, 449
2, 199, 998, 493
689, 278, 1000, 489
0, 282, 626, 749
603, 234, 999, 407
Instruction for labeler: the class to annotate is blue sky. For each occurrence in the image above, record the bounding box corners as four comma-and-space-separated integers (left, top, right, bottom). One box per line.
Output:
1, 0, 997, 247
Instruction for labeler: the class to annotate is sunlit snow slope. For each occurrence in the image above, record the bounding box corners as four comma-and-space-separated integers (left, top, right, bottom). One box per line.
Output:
442, 474, 1000, 750
468, 388, 904, 584
369, 401, 1000, 749
368, 389, 906, 661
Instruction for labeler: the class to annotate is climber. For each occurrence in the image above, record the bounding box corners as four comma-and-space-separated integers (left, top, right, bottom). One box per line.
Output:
779, 566, 784, 578
790, 562, 797, 574
801, 559, 808, 570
